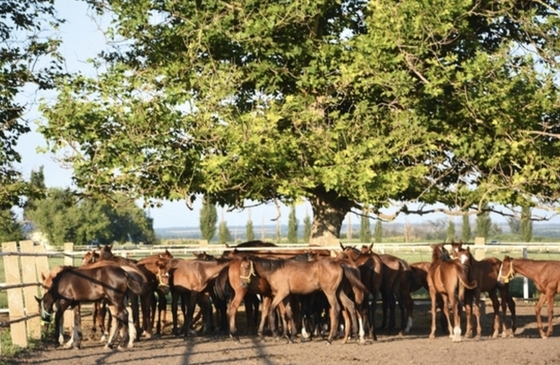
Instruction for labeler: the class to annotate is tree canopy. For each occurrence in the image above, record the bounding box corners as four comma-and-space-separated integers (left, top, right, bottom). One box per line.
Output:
39, 0, 560, 245
0, 0, 63, 210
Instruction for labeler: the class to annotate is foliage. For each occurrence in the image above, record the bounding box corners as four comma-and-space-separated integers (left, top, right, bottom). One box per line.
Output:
520, 206, 533, 242
446, 220, 456, 242
507, 216, 521, 234
303, 214, 311, 243
360, 213, 371, 243
0, 209, 23, 242
0, 1, 63, 210
476, 211, 492, 239
374, 220, 383, 243
245, 219, 255, 242
461, 214, 472, 243
217, 221, 232, 244
199, 200, 217, 243
25, 188, 155, 246
287, 205, 298, 243
40, 0, 560, 245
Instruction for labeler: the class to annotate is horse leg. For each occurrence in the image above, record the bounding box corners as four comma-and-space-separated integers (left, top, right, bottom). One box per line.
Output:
227, 289, 245, 342
338, 290, 358, 344
258, 296, 271, 340
104, 305, 119, 349
140, 292, 152, 339
472, 290, 483, 339
157, 290, 167, 336
429, 289, 438, 339
67, 305, 82, 349
267, 291, 288, 341
126, 305, 137, 348
489, 290, 501, 338
171, 291, 180, 336
534, 293, 547, 338
450, 296, 462, 342
507, 293, 517, 336
440, 296, 454, 339
116, 305, 131, 350
183, 291, 197, 337
545, 293, 555, 338
463, 291, 473, 338
324, 292, 341, 345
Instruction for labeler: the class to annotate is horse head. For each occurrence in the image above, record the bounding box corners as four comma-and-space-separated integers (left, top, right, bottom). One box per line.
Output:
498, 255, 515, 284
35, 292, 55, 324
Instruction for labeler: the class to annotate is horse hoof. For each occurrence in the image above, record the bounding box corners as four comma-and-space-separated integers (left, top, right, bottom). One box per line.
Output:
325, 341, 332, 346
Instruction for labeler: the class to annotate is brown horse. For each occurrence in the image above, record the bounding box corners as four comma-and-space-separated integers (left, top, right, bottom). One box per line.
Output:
244, 256, 361, 344
157, 257, 232, 337
450, 242, 516, 338
80, 249, 109, 341
498, 255, 560, 338
137, 249, 174, 336
95, 244, 154, 339
38, 264, 142, 349
427, 243, 477, 342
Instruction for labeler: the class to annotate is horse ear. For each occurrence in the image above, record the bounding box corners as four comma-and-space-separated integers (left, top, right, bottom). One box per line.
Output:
225, 243, 230, 248
109, 243, 113, 249
35, 295, 42, 303
41, 272, 46, 282
97, 244, 102, 249
367, 243, 373, 251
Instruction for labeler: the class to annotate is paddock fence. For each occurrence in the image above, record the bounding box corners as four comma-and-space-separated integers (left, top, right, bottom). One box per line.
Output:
2, 239, 560, 353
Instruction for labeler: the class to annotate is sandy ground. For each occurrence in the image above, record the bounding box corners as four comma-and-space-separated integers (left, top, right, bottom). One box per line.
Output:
7, 300, 560, 365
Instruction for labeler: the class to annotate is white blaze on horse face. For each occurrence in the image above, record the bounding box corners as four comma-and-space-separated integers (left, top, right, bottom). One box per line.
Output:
460, 253, 469, 265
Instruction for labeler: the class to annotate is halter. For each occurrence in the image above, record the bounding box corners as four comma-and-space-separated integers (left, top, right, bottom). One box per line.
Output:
157, 270, 169, 288
499, 260, 515, 284
239, 260, 255, 283
40, 299, 52, 325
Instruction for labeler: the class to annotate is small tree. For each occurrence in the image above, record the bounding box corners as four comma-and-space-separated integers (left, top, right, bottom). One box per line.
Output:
199, 200, 218, 243
373, 220, 383, 243
303, 214, 311, 243
275, 219, 282, 243
475, 210, 492, 239
218, 221, 232, 244
0, 210, 23, 242
520, 206, 533, 243
287, 205, 298, 243
360, 213, 371, 243
403, 219, 413, 243
245, 219, 255, 242
446, 220, 456, 242
461, 214, 472, 243
507, 216, 521, 234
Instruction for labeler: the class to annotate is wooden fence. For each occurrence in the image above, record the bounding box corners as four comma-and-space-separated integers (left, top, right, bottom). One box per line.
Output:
2, 240, 560, 353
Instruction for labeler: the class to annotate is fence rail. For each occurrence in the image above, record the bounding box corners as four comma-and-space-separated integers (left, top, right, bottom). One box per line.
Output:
2, 240, 560, 353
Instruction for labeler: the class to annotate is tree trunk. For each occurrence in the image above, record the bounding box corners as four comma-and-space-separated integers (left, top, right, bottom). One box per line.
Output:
307, 190, 353, 246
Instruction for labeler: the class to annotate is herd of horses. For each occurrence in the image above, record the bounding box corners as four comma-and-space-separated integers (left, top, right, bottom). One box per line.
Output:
35, 240, 560, 350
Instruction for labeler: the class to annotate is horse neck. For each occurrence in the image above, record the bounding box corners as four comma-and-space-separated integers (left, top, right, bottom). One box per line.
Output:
202, 259, 232, 280
511, 258, 540, 281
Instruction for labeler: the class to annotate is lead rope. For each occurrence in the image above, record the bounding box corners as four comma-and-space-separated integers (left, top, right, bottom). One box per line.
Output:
239, 260, 255, 283
499, 260, 515, 284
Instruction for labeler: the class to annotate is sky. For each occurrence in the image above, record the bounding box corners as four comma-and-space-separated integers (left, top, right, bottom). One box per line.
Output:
13, 1, 560, 229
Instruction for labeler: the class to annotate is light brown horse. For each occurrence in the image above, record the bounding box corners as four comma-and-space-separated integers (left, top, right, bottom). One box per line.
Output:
244, 256, 360, 344
450, 242, 516, 338
427, 243, 477, 342
498, 255, 560, 338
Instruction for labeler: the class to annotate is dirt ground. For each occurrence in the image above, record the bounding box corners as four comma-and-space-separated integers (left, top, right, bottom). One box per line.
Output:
8, 300, 560, 365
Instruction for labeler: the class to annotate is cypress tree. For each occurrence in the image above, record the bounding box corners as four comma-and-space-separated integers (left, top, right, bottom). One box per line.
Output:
446, 220, 456, 242
303, 214, 311, 243
461, 214, 472, 242
475, 210, 492, 239
360, 214, 371, 243
520, 206, 533, 243
374, 220, 383, 243
199, 200, 217, 243
287, 205, 298, 243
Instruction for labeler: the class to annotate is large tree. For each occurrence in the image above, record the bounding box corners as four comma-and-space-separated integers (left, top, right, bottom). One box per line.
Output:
40, 0, 560, 245
0, 1, 63, 210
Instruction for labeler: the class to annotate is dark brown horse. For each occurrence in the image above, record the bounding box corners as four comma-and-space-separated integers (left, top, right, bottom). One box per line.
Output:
450, 242, 516, 338
157, 257, 232, 337
137, 249, 174, 336
498, 255, 560, 338
81, 249, 109, 341
427, 243, 477, 342
95, 244, 154, 339
38, 264, 143, 349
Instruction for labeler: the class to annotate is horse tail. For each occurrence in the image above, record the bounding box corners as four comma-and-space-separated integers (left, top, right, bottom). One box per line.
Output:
456, 264, 477, 290
214, 265, 231, 300
125, 271, 145, 296
342, 264, 368, 295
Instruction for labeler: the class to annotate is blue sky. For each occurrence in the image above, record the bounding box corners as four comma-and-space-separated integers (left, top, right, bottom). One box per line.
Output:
13, 1, 559, 229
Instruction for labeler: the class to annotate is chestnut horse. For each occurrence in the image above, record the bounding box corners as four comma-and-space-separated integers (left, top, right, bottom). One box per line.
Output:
498, 255, 560, 338
38, 264, 142, 349
243, 256, 361, 344
450, 242, 516, 338
427, 243, 477, 342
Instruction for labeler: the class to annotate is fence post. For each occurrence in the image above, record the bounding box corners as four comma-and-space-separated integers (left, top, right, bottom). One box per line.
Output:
2, 241, 28, 349
522, 246, 529, 299
19, 241, 42, 340
473, 236, 486, 261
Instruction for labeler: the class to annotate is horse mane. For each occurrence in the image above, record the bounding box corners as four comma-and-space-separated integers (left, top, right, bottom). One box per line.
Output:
235, 240, 277, 248
251, 256, 287, 272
